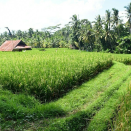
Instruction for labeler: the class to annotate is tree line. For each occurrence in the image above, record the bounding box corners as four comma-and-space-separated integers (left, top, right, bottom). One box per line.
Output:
0, 2, 131, 53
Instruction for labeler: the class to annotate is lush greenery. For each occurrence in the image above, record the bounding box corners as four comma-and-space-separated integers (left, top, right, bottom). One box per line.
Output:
116, 35, 131, 54
0, 48, 112, 102
1, 1, 131, 131
0, 49, 131, 130
0, 2, 131, 53
112, 85, 131, 131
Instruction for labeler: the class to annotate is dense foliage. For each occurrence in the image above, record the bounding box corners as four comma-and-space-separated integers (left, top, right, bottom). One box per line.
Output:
0, 2, 131, 53
116, 35, 131, 54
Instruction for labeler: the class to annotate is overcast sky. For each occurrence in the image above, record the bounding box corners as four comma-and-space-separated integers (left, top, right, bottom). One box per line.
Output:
0, 0, 130, 33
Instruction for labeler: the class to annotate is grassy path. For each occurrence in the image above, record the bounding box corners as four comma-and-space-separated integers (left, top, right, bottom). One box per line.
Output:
86, 76, 131, 131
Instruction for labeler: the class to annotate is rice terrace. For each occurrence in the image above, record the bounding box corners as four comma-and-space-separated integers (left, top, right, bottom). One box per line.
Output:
1, 1, 131, 131
0, 48, 131, 131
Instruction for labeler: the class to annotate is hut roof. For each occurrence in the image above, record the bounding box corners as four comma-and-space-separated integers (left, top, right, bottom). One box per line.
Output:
0, 40, 31, 51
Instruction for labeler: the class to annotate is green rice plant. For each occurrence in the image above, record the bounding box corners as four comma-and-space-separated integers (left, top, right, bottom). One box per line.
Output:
111, 85, 131, 131
0, 62, 123, 130
1, 61, 130, 130
50, 61, 129, 113
112, 53, 131, 65
43, 62, 131, 131
2, 49, 131, 130
0, 49, 112, 102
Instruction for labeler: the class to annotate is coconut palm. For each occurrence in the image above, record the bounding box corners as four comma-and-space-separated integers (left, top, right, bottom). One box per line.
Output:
112, 8, 119, 27
93, 15, 103, 51
69, 14, 81, 49
112, 8, 121, 40
124, 3, 131, 34
79, 19, 94, 51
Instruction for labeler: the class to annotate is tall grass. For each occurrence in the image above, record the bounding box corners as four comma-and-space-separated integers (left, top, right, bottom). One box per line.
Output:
111, 84, 131, 131
112, 53, 131, 64
0, 49, 112, 102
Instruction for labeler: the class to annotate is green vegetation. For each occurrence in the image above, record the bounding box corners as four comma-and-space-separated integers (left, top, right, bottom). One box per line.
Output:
0, 48, 112, 102
0, 2, 131, 131
43, 62, 131, 131
87, 74, 131, 131
116, 35, 131, 54
0, 2, 131, 53
111, 86, 131, 131
0, 48, 131, 130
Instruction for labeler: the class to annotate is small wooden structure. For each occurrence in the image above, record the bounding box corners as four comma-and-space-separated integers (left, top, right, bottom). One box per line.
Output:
0, 40, 32, 51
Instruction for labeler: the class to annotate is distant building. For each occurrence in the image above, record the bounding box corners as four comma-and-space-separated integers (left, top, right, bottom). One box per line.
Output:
0, 40, 32, 51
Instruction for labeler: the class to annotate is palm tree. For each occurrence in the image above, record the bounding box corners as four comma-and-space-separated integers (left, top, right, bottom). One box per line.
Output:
112, 8, 119, 37
103, 10, 114, 52
69, 14, 80, 49
105, 10, 111, 31
79, 19, 94, 50
93, 15, 103, 51
112, 8, 119, 27
124, 2, 131, 34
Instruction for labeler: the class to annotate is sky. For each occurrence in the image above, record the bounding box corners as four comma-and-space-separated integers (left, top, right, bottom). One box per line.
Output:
0, 0, 130, 33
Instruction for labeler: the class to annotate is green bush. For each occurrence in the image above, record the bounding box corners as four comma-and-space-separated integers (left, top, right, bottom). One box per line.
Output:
116, 35, 131, 54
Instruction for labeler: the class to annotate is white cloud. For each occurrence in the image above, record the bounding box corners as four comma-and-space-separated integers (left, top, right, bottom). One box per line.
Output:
0, 0, 105, 32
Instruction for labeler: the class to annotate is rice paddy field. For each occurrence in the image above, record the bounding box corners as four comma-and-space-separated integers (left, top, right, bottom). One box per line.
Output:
0, 48, 131, 130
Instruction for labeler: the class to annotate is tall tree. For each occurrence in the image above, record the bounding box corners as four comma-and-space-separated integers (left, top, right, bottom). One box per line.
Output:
69, 14, 80, 49
124, 2, 131, 34
103, 10, 114, 51
93, 15, 103, 51
79, 19, 94, 51
105, 10, 111, 31
112, 8, 119, 37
